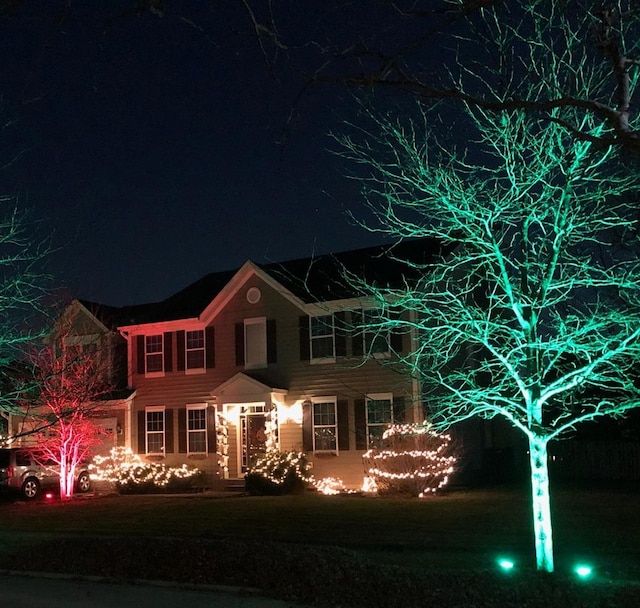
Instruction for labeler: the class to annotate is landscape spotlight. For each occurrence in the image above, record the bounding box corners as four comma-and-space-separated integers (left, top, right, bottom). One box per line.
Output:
574, 564, 593, 579
498, 558, 515, 571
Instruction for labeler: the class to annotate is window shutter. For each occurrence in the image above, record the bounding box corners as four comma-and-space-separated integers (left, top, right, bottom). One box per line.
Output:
302, 400, 313, 451
176, 331, 185, 371
136, 336, 145, 375
351, 311, 363, 356
164, 332, 173, 372
337, 399, 349, 451
354, 398, 366, 450
299, 316, 310, 361
178, 408, 187, 453
165, 409, 174, 454
235, 322, 245, 366
206, 327, 216, 368
394, 396, 406, 423
390, 312, 404, 353
137, 411, 146, 454
335, 312, 346, 357
207, 406, 217, 453
267, 319, 277, 364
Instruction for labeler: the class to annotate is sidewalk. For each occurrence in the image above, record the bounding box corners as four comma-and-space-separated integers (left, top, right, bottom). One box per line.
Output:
0, 571, 302, 608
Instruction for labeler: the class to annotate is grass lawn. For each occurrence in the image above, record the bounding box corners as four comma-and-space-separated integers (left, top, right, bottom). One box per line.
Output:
1, 486, 639, 606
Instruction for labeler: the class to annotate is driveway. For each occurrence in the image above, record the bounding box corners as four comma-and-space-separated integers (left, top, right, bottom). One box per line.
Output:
0, 571, 301, 608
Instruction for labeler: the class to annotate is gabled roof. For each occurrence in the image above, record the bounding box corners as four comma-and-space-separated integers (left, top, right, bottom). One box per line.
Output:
80, 238, 447, 328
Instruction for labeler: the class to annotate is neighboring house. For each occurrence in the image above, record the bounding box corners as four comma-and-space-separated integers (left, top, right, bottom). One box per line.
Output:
5, 300, 134, 456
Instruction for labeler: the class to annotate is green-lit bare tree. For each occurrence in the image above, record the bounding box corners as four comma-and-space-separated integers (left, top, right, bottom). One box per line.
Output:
0, 201, 49, 416
337, 101, 640, 572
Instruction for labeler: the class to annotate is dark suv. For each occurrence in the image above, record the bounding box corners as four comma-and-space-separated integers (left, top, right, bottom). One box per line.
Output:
0, 447, 91, 500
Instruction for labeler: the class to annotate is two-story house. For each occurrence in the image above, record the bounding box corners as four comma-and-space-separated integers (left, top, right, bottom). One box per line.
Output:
67, 239, 449, 489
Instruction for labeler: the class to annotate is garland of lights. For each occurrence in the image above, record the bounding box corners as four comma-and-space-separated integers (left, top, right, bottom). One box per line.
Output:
89, 447, 201, 487
216, 413, 230, 477
362, 422, 456, 497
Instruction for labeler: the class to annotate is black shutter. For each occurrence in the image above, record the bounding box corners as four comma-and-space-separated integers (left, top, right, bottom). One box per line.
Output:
176, 331, 185, 371
393, 396, 406, 424
390, 312, 404, 353
335, 312, 346, 357
351, 310, 363, 356
136, 336, 145, 375
354, 398, 367, 450
164, 332, 173, 372
299, 316, 310, 361
165, 409, 174, 454
235, 323, 245, 366
337, 399, 349, 451
178, 408, 187, 453
302, 400, 313, 451
207, 406, 217, 454
206, 327, 216, 368
137, 410, 146, 454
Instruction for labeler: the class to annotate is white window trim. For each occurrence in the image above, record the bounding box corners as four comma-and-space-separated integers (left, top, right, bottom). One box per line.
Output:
244, 317, 267, 370
145, 406, 165, 455
309, 314, 336, 364
145, 334, 165, 378
185, 329, 206, 375
186, 404, 208, 454
312, 396, 338, 453
365, 392, 394, 449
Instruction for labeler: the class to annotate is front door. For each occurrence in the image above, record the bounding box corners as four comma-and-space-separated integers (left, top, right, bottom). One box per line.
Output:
241, 413, 267, 472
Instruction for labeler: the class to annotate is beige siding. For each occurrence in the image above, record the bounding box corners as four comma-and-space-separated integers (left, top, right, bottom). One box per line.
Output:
128, 271, 420, 489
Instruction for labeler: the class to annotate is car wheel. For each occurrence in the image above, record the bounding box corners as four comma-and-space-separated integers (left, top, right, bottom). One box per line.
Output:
76, 472, 91, 493
22, 477, 40, 500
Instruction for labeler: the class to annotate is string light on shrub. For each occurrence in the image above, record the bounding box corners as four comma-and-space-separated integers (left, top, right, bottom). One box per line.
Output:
89, 447, 201, 488
315, 477, 358, 495
248, 450, 313, 485
362, 422, 457, 497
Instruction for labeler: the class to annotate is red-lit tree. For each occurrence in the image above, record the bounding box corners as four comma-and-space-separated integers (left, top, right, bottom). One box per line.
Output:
21, 326, 112, 499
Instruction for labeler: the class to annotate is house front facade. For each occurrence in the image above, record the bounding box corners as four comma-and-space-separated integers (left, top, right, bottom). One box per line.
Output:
69, 241, 450, 490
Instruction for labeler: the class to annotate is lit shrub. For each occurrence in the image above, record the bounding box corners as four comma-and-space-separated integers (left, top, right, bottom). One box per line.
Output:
362, 423, 457, 497
90, 447, 206, 494
245, 450, 313, 496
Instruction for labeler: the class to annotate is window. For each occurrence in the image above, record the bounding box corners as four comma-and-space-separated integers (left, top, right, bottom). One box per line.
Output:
145, 335, 164, 373
312, 397, 337, 451
187, 405, 207, 453
310, 314, 335, 360
145, 407, 165, 454
361, 310, 390, 356
366, 393, 393, 448
186, 330, 205, 370
245, 317, 267, 369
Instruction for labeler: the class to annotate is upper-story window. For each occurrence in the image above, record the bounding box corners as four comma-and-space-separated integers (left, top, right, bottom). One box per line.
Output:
366, 393, 394, 448
245, 317, 267, 369
186, 330, 205, 370
361, 309, 391, 357
310, 314, 335, 360
145, 335, 164, 373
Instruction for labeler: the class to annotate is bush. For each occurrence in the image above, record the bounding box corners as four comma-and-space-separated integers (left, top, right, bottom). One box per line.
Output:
245, 450, 312, 496
363, 423, 457, 497
90, 447, 206, 494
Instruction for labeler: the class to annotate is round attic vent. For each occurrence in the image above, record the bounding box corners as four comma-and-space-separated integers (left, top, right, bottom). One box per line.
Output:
246, 287, 262, 304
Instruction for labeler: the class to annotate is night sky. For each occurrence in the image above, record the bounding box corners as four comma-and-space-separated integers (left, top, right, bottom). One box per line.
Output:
0, 2, 386, 307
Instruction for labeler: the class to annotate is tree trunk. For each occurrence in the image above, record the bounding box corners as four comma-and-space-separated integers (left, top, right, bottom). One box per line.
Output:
528, 435, 554, 572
